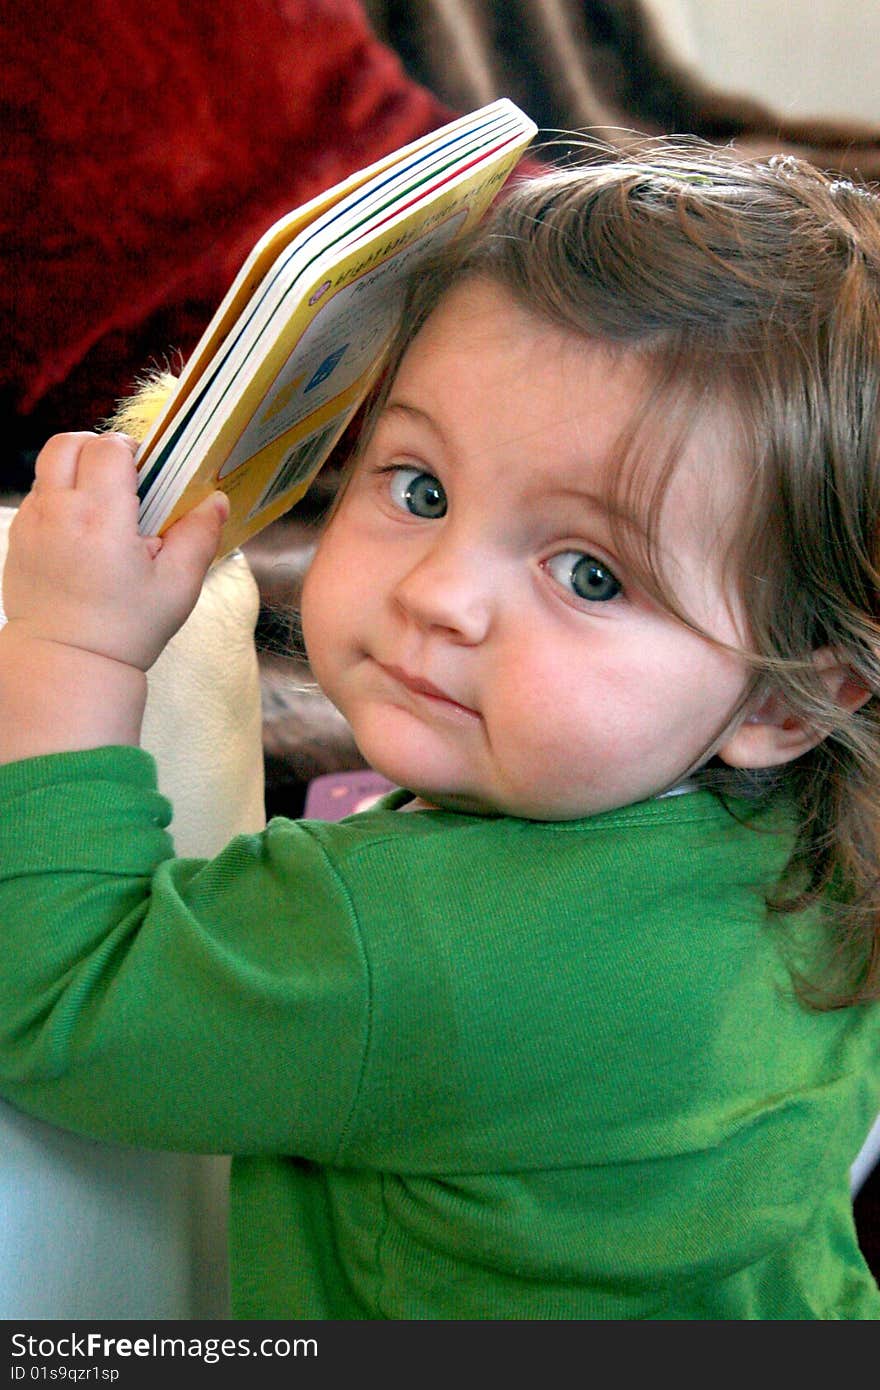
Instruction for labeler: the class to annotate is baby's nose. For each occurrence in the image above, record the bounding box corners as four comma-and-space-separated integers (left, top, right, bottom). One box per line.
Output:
392, 542, 495, 643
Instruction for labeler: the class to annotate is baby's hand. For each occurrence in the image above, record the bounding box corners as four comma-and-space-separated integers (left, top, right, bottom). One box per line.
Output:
3, 432, 228, 672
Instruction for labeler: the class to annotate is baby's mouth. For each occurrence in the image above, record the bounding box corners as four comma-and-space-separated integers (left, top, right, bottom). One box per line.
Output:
377, 663, 480, 719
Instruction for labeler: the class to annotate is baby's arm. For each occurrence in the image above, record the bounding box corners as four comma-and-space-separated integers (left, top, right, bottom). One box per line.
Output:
0, 433, 228, 762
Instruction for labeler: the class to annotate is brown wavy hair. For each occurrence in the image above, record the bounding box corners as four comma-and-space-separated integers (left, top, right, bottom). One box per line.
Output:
353, 137, 880, 1009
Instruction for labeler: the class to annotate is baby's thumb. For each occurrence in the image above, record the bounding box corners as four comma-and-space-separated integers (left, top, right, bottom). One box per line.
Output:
156, 491, 230, 588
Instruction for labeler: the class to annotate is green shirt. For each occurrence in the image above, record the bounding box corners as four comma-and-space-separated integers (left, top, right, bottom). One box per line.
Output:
0, 747, 878, 1319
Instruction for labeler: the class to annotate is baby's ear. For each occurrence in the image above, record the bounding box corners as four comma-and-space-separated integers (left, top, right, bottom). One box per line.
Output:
101, 369, 180, 444
717, 649, 871, 770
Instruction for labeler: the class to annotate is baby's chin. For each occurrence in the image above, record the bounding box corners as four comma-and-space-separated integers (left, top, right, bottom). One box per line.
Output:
362, 745, 600, 821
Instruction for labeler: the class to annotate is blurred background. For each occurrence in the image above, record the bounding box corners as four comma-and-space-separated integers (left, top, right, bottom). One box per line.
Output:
671, 0, 880, 123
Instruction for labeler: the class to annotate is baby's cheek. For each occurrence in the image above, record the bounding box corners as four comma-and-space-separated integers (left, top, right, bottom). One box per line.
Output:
300, 540, 339, 626
299, 568, 334, 677
495, 665, 594, 772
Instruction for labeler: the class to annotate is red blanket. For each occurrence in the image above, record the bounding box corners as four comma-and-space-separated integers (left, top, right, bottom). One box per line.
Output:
3, 0, 453, 434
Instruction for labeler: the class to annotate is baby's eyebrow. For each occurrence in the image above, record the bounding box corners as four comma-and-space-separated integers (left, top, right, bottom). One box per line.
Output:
548, 486, 650, 538
381, 399, 438, 429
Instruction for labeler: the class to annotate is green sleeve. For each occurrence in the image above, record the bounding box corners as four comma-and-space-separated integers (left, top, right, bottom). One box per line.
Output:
0, 747, 371, 1157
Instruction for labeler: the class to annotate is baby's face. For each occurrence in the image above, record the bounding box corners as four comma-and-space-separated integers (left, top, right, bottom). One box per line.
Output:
301, 279, 752, 819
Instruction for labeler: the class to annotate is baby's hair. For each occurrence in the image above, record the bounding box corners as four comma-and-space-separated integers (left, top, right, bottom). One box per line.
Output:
357, 137, 880, 1008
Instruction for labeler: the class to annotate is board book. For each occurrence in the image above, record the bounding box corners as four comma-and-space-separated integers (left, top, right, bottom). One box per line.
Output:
133, 99, 537, 556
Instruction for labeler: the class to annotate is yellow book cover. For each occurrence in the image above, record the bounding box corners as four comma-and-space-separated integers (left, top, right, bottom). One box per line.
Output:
135, 100, 537, 556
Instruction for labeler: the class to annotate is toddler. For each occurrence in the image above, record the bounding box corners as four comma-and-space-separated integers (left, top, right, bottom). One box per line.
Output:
1, 140, 880, 1319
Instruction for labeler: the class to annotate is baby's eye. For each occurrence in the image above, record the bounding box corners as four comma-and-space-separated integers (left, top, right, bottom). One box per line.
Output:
545, 551, 622, 603
388, 467, 447, 519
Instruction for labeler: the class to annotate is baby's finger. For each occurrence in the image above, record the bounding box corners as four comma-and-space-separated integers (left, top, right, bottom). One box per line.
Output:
33, 432, 98, 491
75, 433, 140, 499
155, 492, 229, 592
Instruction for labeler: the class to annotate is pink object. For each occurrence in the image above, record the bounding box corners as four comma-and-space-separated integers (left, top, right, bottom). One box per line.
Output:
303, 769, 396, 820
